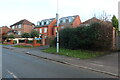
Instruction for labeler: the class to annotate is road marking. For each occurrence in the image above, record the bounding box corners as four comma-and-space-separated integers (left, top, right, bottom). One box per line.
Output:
7, 70, 20, 80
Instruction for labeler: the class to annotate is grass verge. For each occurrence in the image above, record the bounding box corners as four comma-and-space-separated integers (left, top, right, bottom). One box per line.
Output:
42, 47, 106, 59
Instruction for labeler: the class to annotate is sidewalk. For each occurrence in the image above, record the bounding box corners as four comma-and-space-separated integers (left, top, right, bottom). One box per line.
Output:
2, 45, 119, 77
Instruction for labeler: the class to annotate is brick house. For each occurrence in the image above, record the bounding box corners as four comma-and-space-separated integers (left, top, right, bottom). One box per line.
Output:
53, 15, 81, 36
34, 15, 81, 45
9, 19, 35, 37
0, 26, 10, 42
0, 26, 10, 36
81, 17, 102, 26
34, 18, 57, 37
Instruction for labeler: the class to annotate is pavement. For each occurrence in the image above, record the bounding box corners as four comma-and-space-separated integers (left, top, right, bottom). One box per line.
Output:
2, 45, 119, 77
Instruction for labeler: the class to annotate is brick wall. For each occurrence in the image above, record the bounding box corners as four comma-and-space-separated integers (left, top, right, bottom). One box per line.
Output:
72, 16, 81, 27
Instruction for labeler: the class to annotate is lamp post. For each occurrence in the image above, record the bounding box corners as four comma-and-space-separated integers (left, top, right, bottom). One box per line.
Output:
56, 0, 59, 53
56, 13, 59, 53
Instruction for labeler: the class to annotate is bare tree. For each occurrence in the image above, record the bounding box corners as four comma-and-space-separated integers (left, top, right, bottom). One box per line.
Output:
92, 11, 111, 21
99, 11, 111, 21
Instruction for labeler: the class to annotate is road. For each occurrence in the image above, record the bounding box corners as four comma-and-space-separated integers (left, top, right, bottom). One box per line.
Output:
2, 47, 116, 78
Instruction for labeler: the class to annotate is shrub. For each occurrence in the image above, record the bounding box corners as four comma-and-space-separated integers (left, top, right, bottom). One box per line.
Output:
21, 33, 31, 38
14, 40, 17, 44
30, 30, 39, 38
52, 22, 113, 51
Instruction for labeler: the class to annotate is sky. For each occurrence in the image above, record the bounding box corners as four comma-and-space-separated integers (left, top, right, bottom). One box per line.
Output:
0, 0, 119, 27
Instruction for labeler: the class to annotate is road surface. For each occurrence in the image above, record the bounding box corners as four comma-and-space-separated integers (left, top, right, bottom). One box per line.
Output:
2, 47, 116, 78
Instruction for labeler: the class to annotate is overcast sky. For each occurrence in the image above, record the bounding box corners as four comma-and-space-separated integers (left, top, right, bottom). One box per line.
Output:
0, 0, 119, 27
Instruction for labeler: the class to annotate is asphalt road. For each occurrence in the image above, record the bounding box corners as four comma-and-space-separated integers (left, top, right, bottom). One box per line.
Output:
2, 48, 116, 78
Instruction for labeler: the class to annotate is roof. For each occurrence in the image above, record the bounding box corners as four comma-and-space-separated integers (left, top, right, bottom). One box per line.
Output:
81, 17, 113, 27
57, 15, 79, 26
10, 19, 35, 27
35, 18, 56, 28
81, 17, 102, 24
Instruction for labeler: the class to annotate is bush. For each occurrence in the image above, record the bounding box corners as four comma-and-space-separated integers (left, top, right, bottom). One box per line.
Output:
30, 30, 39, 38
52, 22, 113, 51
21, 33, 31, 38
37, 40, 41, 43
27, 40, 33, 44
19, 40, 25, 43
14, 40, 17, 44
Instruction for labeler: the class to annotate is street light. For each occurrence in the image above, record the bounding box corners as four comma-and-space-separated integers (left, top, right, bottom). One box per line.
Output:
56, 13, 59, 53
56, 0, 59, 53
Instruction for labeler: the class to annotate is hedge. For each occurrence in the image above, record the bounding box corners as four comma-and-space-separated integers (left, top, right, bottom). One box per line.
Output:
52, 22, 113, 51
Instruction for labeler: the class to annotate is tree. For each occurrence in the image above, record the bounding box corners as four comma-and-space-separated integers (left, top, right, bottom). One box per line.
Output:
99, 11, 111, 21
21, 33, 30, 38
111, 15, 118, 30
93, 11, 111, 21
30, 30, 39, 38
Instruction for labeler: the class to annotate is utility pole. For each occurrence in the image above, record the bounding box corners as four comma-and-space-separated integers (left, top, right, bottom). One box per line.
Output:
56, 0, 59, 53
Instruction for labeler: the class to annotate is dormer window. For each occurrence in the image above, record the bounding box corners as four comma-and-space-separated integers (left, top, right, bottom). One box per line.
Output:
66, 19, 69, 22
39, 22, 41, 25
63, 19, 66, 23
69, 17, 73, 22
41, 21, 44, 25
12, 26, 15, 29
60, 20, 63, 23
44, 22, 46, 25
46, 21, 49, 25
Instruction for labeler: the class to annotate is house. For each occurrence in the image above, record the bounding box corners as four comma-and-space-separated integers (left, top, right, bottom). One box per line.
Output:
81, 17, 102, 26
1, 26, 10, 36
35, 15, 81, 37
53, 15, 81, 36
34, 18, 57, 37
9, 19, 35, 37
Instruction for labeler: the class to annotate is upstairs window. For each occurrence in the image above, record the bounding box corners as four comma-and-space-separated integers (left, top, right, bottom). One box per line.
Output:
18, 24, 22, 28
44, 28, 47, 33
46, 21, 49, 25
63, 19, 66, 23
41, 21, 44, 25
39, 22, 41, 25
40, 28, 42, 33
66, 19, 69, 22
69, 17, 73, 22
12, 26, 15, 29
60, 20, 63, 23
18, 31, 21, 35
44, 22, 46, 25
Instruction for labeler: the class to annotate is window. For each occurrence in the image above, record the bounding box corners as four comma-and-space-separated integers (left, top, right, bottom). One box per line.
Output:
40, 28, 42, 33
37, 22, 40, 26
66, 19, 69, 22
44, 28, 47, 33
18, 31, 21, 35
39, 22, 41, 25
63, 19, 66, 23
60, 20, 63, 23
41, 21, 44, 25
46, 21, 49, 25
18, 24, 22, 28
69, 17, 73, 22
44, 22, 46, 25
12, 26, 15, 29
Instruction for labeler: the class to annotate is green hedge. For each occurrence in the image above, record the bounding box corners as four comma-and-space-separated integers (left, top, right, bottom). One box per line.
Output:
52, 22, 113, 51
